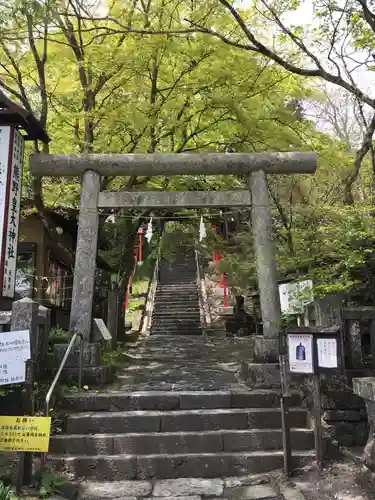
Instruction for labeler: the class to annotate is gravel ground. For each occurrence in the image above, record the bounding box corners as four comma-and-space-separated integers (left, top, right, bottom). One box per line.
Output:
292, 457, 374, 500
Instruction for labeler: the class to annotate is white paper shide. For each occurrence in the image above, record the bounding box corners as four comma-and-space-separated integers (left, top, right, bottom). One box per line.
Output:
0, 329, 30, 385
0, 126, 24, 298
317, 338, 338, 368
288, 333, 314, 374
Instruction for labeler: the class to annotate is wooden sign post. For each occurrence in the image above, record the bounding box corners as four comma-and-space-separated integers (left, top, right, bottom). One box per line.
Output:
279, 354, 292, 476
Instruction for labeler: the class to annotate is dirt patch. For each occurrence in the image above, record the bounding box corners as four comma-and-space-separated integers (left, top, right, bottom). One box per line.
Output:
292, 457, 374, 500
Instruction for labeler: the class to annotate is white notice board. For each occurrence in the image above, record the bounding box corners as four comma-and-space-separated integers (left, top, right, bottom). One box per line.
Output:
317, 338, 338, 368
287, 333, 314, 374
0, 330, 30, 385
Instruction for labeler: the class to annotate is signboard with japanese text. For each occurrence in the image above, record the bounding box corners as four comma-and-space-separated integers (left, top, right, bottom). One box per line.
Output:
0, 126, 24, 298
0, 329, 30, 385
0, 127, 11, 287
0, 416, 51, 452
317, 338, 338, 368
287, 333, 314, 374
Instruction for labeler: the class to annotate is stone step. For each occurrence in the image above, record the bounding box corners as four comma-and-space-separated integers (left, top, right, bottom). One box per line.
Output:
60, 390, 303, 412
150, 330, 202, 336
158, 282, 197, 286
158, 282, 197, 285
151, 326, 202, 330
151, 323, 201, 328
154, 296, 199, 301
152, 313, 201, 318
150, 329, 202, 334
157, 283, 198, 288
151, 321, 201, 327
151, 316, 201, 320
152, 313, 200, 316
145, 335, 208, 342
75, 478, 221, 500
154, 299, 198, 303
153, 304, 200, 309
158, 286, 197, 289
156, 286, 198, 291
151, 319, 201, 324
150, 323, 202, 328
49, 450, 314, 480
152, 319, 201, 323
50, 428, 314, 455
65, 408, 307, 434
154, 294, 198, 299
151, 317, 201, 322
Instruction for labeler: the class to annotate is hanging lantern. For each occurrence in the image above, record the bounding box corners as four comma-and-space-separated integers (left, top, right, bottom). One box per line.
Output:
199, 216, 206, 242
137, 227, 143, 265
145, 218, 153, 243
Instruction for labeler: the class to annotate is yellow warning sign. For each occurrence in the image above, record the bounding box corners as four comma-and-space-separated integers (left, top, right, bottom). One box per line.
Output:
0, 416, 51, 452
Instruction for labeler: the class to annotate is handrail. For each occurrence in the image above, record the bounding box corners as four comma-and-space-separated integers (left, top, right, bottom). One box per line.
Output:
45, 331, 83, 416
141, 254, 160, 334
41, 331, 83, 469
195, 249, 212, 334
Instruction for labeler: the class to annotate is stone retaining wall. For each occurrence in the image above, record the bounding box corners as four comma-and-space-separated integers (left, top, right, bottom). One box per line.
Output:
321, 391, 368, 447
242, 361, 369, 449
302, 375, 369, 448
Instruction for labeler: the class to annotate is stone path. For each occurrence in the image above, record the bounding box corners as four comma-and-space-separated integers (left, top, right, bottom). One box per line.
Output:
75, 475, 282, 500
114, 335, 254, 391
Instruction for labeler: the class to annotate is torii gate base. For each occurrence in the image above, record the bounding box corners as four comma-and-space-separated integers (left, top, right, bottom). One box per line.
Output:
30, 152, 316, 381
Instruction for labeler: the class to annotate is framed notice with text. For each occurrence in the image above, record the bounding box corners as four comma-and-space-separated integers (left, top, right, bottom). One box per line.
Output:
287, 333, 314, 374
287, 326, 343, 375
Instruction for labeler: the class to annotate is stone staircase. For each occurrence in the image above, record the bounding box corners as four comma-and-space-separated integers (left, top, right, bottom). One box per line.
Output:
151, 255, 202, 335
50, 388, 314, 481
50, 335, 314, 484
48, 252, 315, 488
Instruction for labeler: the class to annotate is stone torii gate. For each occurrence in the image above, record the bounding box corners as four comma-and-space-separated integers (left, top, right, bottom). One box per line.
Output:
30, 152, 316, 362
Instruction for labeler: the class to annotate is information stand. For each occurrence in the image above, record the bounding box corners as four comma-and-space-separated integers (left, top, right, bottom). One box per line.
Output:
286, 326, 343, 472
0, 329, 52, 493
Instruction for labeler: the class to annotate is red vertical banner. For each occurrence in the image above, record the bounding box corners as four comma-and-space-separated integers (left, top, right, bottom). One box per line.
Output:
137, 228, 143, 264
223, 273, 228, 308
211, 226, 217, 262
125, 288, 129, 310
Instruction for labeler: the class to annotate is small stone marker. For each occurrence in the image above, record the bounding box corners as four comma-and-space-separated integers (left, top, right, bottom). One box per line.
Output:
93, 318, 112, 341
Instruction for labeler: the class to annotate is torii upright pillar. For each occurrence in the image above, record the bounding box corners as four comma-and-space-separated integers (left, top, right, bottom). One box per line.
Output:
249, 169, 281, 362
70, 169, 100, 339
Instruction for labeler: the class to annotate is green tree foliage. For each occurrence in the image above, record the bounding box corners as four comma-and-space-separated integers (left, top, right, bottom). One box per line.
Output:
1, 0, 369, 305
